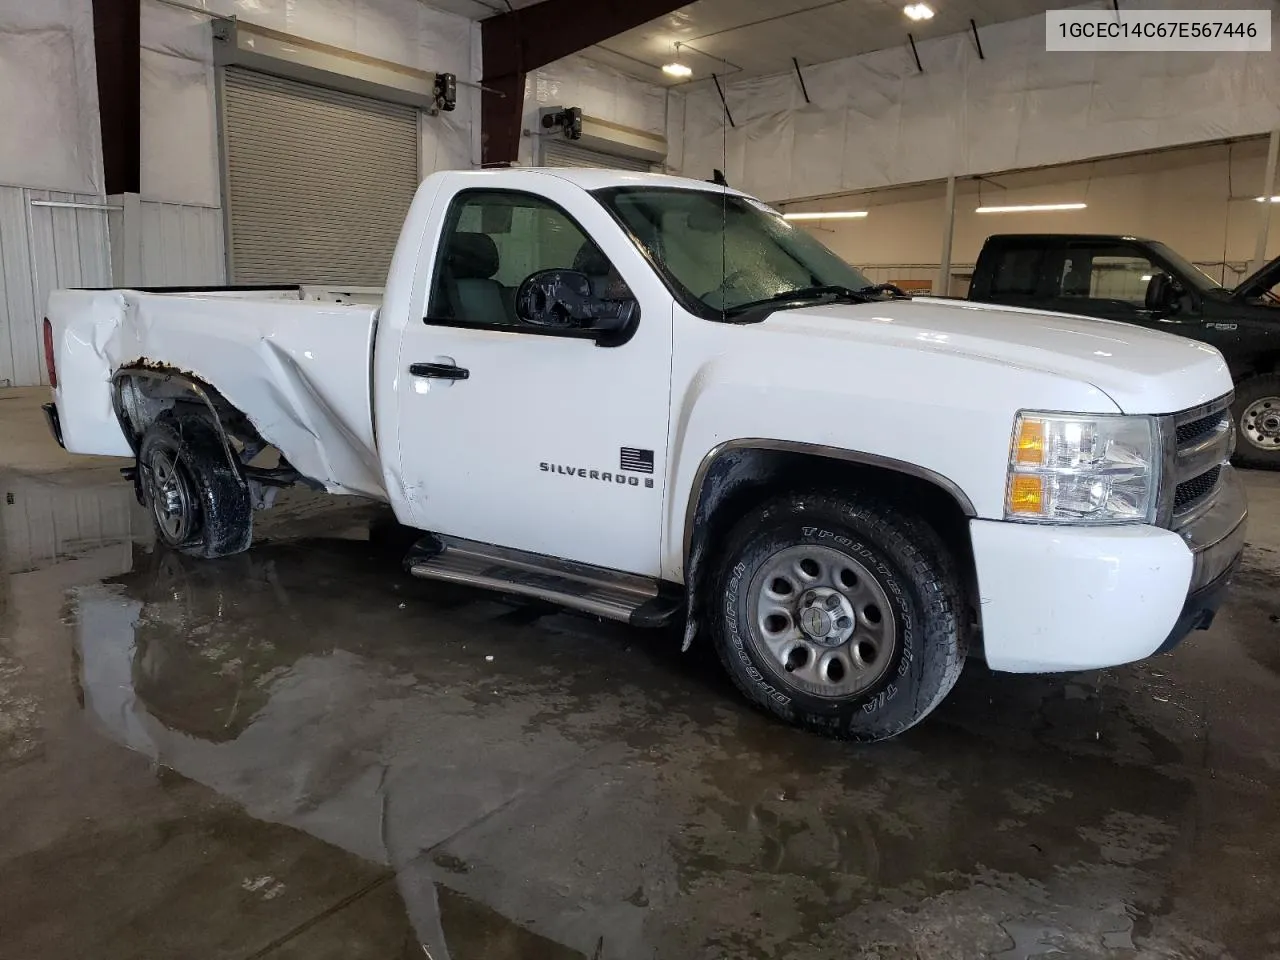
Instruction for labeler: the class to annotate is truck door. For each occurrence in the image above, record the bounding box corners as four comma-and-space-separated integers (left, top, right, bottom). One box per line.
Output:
388, 174, 673, 577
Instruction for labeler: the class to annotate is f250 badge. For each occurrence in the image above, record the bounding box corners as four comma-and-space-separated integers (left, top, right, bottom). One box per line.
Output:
540, 447, 655, 488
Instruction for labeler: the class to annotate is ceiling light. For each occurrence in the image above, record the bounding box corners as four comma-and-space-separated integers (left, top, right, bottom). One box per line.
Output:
782, 211, 869, 220
1255, 196, 1280, 203
975, 203, 1087, 213
904, 3, 934, 21
662, 42, 692, 78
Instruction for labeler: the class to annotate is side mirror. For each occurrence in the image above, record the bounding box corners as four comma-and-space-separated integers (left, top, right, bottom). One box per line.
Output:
515, 269, 638, 344
1145, 272, 1184, 314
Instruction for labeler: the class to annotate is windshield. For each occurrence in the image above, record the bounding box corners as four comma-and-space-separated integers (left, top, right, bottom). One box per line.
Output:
594, 187, 873, 318
1146, 241, 1224, 293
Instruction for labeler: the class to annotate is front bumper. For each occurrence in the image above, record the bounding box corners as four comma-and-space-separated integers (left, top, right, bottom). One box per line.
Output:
971, 467, 1246, 673
1154, 465, 1247, 654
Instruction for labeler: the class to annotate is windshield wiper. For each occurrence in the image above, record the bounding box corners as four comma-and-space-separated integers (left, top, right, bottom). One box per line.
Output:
724, 285, 874, 315
725, 283, 912, 315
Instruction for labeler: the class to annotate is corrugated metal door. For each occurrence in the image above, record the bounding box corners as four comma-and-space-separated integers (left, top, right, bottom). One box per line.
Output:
221, 67, 419, 286
541, 140, 657, 172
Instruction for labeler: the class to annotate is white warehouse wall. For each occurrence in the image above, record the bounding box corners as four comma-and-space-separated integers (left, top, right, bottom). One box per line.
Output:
789, 140, 1280, 290
140, 0, 477, 207
0, 0, 102, 195
0, 0, 479, 383
675, 0, 1280, 203
0, 0, 107, 386
139, 0, 477, 286
518, 55, 669, 166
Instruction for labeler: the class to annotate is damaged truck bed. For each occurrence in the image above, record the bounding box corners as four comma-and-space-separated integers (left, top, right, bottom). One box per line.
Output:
47, 285, 387, 499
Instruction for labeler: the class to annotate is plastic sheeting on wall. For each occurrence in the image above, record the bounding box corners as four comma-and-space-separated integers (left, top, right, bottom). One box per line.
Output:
677, 0, 1280, 202
520, 55, 668, 165
140, 0, 222, 207
0, 0, 101, 194
140, 0, 477, 206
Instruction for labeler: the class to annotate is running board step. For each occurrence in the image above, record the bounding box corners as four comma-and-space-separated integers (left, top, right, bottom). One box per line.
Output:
404, 535, 682, 627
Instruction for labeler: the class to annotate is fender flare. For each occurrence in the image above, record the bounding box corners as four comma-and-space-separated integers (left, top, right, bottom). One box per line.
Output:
111, 365, 248, 489
677, 439, 977, 651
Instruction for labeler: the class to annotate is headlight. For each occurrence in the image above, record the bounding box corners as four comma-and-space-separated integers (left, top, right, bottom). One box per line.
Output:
1005, 412, 1158, 523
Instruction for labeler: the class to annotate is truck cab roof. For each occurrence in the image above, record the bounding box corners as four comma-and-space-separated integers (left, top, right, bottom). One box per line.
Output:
452, 167, 750, 197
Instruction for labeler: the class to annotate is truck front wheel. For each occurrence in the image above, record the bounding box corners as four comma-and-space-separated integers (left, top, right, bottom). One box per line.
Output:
1232, 374, 1280, 469
138, 413, 252, 558
709, 490, 967, 741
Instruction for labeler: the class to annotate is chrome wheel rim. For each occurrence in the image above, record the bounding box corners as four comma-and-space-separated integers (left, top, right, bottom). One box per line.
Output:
1241, 398, 1280, 451
746, 544, 897, 700
143, 448, 193, 544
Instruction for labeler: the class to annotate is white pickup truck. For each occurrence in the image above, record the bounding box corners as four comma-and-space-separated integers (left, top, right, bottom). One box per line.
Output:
42, 168, 1246, 740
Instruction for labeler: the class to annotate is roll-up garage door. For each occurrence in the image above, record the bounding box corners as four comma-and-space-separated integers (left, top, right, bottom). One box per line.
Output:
541, 139, 657, 172
222, 67, 419, 286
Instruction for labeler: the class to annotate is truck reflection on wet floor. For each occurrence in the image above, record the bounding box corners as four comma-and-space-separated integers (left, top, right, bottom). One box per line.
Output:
4, 472, 1278, 959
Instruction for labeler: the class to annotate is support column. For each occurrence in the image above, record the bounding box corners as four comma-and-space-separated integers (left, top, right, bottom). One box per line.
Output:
480, 0, 688, 167
1253, 129, 1279, 272
937, 176, 956, 296
107, 193, 144, 287
92, 0, 142, 195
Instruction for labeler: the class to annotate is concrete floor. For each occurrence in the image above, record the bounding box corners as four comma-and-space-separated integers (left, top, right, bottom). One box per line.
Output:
3, 386, 1280, 960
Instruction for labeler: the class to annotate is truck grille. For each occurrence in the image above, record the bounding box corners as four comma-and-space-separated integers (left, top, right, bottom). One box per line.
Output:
1175, 464, 1221, 510
1176, 408, 1229, 446
1163, 395, 1233, 527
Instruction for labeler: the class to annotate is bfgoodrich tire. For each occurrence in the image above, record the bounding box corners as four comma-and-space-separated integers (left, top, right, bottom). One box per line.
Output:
710, 489, 967, 741
1232, 374, 1280, 470
138, 413, 253, 559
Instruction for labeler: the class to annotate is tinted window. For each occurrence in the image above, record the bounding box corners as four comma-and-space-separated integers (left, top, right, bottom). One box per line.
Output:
1057, 245, 1155, 305
428, 190, 629, 328
989, 247, 1043, 296
1146, 241, 1223, 293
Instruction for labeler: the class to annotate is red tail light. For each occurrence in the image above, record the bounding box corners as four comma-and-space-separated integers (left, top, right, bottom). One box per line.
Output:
43, 317, 57, 388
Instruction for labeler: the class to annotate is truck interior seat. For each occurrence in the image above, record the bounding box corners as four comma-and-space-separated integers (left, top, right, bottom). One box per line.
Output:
573, 241, 626, 299
443, 232, 509, 324
1061, 262, 1092, 298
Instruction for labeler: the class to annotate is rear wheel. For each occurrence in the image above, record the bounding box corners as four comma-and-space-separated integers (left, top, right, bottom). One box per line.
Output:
1232, 374, 1280, 470
709, 489, 967, 741
138, 413, 252, 558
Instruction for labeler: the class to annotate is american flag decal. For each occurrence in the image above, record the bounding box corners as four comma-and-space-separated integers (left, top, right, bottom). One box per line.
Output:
620, 447, 654, 474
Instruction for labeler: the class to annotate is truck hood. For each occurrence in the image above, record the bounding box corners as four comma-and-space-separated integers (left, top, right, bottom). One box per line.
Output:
768, 297, 1231, 414
1233, 253, 1280, 300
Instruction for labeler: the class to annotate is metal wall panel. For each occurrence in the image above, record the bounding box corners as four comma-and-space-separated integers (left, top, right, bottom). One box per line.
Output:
222, 67, 419, 286
0, 188, 111, 387
0, 187, 36, 387
139, 201, 225, 287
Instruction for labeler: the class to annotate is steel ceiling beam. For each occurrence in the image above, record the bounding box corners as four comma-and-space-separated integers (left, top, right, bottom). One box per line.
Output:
92, 0, 142, 194
480, 0, 687, 167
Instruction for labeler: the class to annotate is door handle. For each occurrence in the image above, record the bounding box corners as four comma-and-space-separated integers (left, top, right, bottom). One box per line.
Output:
410, 362, 470, 380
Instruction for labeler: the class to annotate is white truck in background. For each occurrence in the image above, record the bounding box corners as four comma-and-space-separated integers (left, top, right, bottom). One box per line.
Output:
42, 169, 1246, 740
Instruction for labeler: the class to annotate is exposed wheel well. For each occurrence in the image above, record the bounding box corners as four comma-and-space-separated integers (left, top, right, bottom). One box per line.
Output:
682, 445, 980, 646
113, 367, 257, 473
112, 366, 315, 500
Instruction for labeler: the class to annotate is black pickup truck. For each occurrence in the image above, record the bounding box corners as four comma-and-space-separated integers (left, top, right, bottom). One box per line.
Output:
969, 234, 1280, 467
